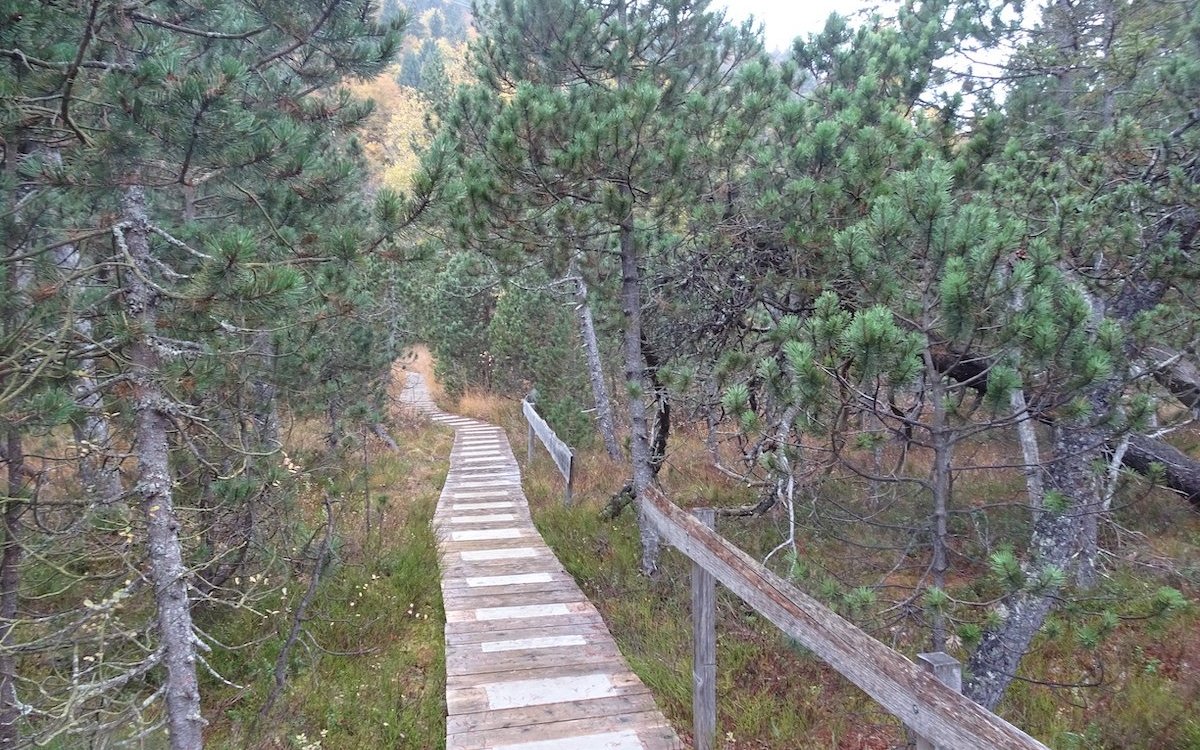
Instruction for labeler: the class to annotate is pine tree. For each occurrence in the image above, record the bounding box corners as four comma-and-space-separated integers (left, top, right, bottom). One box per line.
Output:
694, 0, 1197, 710
0, 1, 414, 744
447, 0, 772, 573
959, 0, 1200, 708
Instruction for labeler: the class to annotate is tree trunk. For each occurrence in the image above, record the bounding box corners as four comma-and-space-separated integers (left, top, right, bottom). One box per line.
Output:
1146, 344, 1200, 412
0, 431, 25, 750
37, 144, 124, 507
119, 186, 205, 750
326, 398, 343, 452
0, 162, 28, 747
1011, 387, 1045, 514
967, 255, 1176, 707
927, 371, 951, 652
965, 419, 1099, 709
1123, 434, 1200, 508
571, 260, 621, 460
248, 331, 281, 453
704, 376, 721, 462
619, 213, 660, 576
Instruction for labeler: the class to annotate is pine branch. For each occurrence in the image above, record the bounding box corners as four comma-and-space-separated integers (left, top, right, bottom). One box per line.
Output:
131, 12, 270, 40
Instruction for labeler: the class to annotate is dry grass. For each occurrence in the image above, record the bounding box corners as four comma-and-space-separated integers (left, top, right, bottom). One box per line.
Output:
453, 387, 520, 426
202, 359, 455, 750
513, 398, 1200, 749
393, 343, 446, 405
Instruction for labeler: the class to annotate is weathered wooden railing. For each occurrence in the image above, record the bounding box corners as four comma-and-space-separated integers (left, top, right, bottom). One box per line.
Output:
521, 395, 575, 505
644, 490, 1049, 750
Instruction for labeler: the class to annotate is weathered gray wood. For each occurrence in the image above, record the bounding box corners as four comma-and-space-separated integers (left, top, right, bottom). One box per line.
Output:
410, 373, 681, 750
642, 488, 1048, 750
691, 508, 717, 750
527, 418, 535, 465
565, 449, 575, 506
915, 652, 964, 750
522, 397, 575, 505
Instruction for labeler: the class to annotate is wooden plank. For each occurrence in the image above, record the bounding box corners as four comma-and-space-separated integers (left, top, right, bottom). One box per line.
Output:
444, 528, 526, 542
446, 693, 656, 734
479, 634, 590, 652
446, 642, 626, 677
439, 561, 561, 580
691, 508, 717, 750
445, 620, 616, 646
449, 479, 524, 490
643, 488, 1049, 750
442, 489, 524, 500
915, 652, 963, 750
522, 399, 572, 482
634, 727, 686, 750
442, 586, 585, 610
439, 556, 543, 571
448, 668, 656, 715
449, 501, 517, 510
441, 578, 576, 602
447, 711, 671, 750
445, 610, 607, 637
438, 533, 538, 548
441, 552, 562, 568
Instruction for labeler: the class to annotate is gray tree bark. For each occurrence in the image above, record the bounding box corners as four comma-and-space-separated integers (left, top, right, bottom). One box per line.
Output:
1146, 344, 1200, 412
1124, 434, 1200, 507
1011, 388, 1045, 513
927, 371, 952, 652
54, 241, 124, 506
0, 431, 25, 749
119, 186, 205, 750
570, 259, 621, 460
966, 202, 1184, 705
619, 213, 660, 577
965, 417, 1102, 709
248, 330, 281, 452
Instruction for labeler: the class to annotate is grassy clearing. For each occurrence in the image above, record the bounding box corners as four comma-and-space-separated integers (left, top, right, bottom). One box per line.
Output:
202, 404, 452, 749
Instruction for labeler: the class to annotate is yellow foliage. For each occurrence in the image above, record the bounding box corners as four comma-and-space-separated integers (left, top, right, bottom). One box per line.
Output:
348, 41, 470, 192
436, 39, 473, 89
349, 70, 434, 192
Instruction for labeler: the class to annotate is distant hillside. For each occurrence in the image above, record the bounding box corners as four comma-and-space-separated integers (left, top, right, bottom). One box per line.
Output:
355, 0, 474, 190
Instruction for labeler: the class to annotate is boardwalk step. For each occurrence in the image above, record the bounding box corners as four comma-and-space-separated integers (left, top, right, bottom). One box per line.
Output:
399, 372, 681, 750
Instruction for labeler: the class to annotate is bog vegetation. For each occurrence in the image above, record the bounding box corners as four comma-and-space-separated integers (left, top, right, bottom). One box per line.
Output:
2, 0, 1199, 748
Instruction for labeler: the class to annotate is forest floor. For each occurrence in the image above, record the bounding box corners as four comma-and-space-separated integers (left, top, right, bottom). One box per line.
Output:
203, 351, 1200, 749
452, 390, 1200, 750
205, 351, 452, 749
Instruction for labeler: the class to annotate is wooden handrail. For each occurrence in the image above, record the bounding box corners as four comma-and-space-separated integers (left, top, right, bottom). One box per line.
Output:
644, 488, 1049, 750
522, 397, 575, 505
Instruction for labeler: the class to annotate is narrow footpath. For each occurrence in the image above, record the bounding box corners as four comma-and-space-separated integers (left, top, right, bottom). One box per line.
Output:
400, 373, 682, 750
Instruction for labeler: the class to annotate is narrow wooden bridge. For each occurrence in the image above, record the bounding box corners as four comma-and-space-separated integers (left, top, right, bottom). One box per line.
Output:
401, 374, 681, 750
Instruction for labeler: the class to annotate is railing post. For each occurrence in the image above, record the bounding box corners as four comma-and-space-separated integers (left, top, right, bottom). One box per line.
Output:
564, 449, 575, 507
691, 508, 717, 750
914, 652, 962, 750
526, 412, 535, 466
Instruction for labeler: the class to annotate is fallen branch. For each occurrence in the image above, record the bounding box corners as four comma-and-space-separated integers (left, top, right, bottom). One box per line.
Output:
372, 422, 399, 451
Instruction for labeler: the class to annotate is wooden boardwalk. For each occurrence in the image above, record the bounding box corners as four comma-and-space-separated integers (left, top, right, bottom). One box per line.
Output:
400, 374, 683, 750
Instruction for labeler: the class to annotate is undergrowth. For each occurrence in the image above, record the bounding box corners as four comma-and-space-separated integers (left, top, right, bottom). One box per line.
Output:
202, 375, 452, 749
457, 391, 1200, 749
